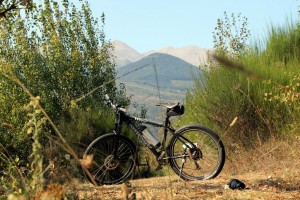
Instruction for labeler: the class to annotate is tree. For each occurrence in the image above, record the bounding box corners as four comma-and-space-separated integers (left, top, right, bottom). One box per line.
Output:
212, 12, 250, 59
0, 0, 34, 19
0, 0, 126, 159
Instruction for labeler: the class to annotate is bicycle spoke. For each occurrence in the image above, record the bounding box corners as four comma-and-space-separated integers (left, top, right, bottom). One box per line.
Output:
169, 126, 225, 180
84, 134, 135, 185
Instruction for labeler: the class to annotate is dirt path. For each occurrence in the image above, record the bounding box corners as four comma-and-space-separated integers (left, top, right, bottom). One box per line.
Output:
77, 172, 300, 200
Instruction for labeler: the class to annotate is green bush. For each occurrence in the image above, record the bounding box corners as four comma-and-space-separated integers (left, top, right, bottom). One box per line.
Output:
59, 106, 115, 146
182, 19, 300, 148
0, 0, 131, 195
0, 0, 124, 162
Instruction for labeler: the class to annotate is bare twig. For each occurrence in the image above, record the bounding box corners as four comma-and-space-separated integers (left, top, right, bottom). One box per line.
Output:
258, 145, 280, 160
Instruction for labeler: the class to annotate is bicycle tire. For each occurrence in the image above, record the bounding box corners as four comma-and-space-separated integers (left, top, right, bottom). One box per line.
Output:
83, 133, 136, 185
168, 125, 225, 181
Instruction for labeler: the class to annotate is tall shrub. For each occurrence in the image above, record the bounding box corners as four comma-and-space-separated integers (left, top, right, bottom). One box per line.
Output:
0, 0, 125, 160
182, 13, 300, 148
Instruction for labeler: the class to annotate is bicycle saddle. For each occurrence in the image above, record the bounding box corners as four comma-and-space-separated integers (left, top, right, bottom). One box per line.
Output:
156, 103, 179, 109
157, 103, 185, 116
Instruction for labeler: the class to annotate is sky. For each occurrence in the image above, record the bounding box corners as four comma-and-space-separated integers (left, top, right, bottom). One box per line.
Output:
75, 0, 299, 53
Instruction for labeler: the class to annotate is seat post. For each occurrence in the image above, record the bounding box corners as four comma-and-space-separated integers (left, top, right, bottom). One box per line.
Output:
161, 116, 170, 147
164, 115, 170, 129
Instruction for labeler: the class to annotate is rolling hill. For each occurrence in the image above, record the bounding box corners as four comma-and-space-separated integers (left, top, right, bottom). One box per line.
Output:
111, 40, 208, 119
112, 40, 211, 68
145, 46, 213, 67
116, 53, 203, 119
117, 52, 201, 87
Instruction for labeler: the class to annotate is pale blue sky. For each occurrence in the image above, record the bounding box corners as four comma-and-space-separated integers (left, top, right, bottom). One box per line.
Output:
76, 0, 299, 52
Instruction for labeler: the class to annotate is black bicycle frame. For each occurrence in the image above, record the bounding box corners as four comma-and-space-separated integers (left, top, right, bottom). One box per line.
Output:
112, 109, 176, 158
112, 107, 198, 162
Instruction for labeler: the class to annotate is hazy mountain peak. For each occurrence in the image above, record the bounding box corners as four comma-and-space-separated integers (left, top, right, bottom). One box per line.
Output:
117, 52, 200, 83
112, 40, 144, 67
112, 40, 212, 68
149, 45, 213, 67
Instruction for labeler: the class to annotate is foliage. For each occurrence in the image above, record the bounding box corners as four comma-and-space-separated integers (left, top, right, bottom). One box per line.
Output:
212, 12, 250, 59
182, 13, 300, 149
59, 106, 115, 145
0, 145, 26, 195
0, 0, 34, 19
0, 97, 46, 197
0, 0, 130, 196
25, 96, 46, 194
0, 0, 126, 158
264, 73, 300, 109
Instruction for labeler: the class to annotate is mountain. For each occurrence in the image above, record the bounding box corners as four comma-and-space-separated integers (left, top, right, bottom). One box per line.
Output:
145, 45, 213, 67
117, 52, 201, 88
112, 40, 212, 68
112, 40, 144, 68
116, 53, 202, 119
111, 40, 208, 119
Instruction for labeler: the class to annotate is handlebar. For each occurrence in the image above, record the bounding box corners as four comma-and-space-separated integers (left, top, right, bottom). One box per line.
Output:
105, 94, 116, 110
104, 94, 164, 127
105, 94, 126, 112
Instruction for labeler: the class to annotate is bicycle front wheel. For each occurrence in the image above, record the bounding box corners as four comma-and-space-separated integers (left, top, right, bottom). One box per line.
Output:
168, 125, 225, 181
83, 133, 136, 185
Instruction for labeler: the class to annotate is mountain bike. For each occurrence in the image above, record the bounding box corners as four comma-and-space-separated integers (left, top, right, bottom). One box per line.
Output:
83, 94, 225, 185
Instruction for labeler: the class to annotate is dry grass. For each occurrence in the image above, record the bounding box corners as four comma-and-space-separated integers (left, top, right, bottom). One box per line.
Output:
73, 139, 300, 200
4, 138, 298, 199
75, 174, 300, 200
3, 138, 299, 199
224, 138, 300, 178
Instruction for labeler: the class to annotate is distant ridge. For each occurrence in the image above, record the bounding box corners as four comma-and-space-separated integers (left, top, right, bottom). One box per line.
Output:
112, 40, 144, 68
117, 52, 201, 87
145, 45, 213, 67
112, 40, 212, 68
111, 40, 208, 118
116, 52, 203, 118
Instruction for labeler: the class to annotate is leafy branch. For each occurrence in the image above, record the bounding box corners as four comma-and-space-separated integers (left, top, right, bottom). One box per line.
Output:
0, 0, 33, 19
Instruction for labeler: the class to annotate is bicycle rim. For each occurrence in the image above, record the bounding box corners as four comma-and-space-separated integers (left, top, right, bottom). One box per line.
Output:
84, 134, 136, 185
168, 125, 225, 181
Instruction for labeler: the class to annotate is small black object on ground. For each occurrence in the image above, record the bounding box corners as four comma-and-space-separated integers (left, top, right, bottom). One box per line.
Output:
227, 179, 246, 190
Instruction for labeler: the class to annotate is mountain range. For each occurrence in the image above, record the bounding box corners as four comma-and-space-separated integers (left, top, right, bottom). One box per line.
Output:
117, 53, 200, 85
112, 40, 144, 67
112, 40, 213, 68
112, 40, 209, 119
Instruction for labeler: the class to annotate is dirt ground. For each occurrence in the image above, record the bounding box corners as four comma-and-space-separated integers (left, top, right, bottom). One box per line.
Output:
75, 140, 300, 199
76, 171, 300, 200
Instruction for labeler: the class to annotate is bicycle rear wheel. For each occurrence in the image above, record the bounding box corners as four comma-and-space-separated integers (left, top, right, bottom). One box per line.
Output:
168, 125, 225, 181
83, 133, 136, 185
